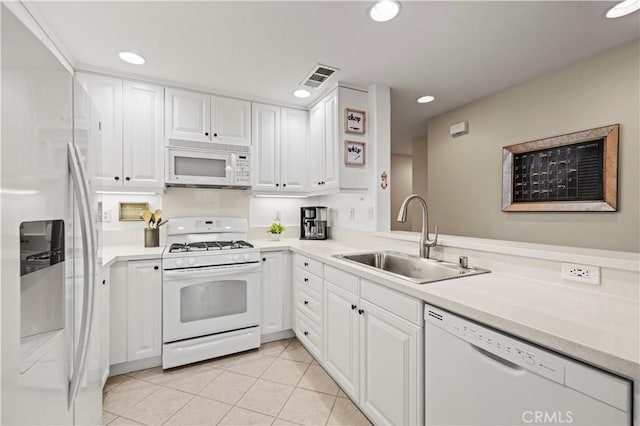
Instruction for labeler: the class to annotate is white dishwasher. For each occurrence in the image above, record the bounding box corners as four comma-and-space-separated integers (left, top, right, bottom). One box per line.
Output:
425, 304, 632, 426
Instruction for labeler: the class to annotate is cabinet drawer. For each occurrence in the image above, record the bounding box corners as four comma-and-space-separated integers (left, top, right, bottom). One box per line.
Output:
295, 284, 323, 327
295, 310, 322, 361
295, 266, 323, 295
324, 265, 359, 295
294, 254, 323, 278
361, 279, 423, 326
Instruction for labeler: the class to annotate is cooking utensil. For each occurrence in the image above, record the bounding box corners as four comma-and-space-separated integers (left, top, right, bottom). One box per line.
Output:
156, 219, 169, 228
141, 211, 152, 229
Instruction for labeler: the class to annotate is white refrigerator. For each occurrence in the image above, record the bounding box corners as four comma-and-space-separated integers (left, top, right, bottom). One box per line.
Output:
1, 5, 103, 425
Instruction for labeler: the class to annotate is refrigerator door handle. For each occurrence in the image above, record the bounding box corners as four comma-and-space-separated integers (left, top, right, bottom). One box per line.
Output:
67, 142, 97, 408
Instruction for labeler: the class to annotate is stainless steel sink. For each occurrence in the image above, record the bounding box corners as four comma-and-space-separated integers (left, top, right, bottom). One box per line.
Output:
333, 251, 490, 284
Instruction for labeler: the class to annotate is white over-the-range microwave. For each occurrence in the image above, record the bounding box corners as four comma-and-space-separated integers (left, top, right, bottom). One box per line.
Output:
165, 140, 251, 189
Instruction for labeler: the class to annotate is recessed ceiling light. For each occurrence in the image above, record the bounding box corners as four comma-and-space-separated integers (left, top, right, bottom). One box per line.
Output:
606, 0, 640, 18
417, 95, 435, 104
293, 89, 311, 98
369, 0, 400, 22
118, 51, 146, 65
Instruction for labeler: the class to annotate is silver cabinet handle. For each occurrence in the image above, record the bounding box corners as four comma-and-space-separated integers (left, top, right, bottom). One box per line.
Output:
67, 142, 97, 408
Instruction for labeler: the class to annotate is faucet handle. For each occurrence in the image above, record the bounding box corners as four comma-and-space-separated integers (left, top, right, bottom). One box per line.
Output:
427, 226, 439, 247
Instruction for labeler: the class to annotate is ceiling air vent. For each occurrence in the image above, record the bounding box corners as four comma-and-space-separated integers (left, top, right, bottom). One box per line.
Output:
301, 64, 339, 89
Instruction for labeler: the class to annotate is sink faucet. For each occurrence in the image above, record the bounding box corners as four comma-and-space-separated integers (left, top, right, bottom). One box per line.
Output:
397, 194, 438, 258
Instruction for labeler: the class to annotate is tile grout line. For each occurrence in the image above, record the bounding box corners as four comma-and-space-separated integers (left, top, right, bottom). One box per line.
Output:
105, 338, 344, 426
267, 342, 319, 424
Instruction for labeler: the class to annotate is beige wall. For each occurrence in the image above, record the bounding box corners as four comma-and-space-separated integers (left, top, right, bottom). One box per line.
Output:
411, 135, 428, 232
390, 154, 413, 230
420, 40, 639, 252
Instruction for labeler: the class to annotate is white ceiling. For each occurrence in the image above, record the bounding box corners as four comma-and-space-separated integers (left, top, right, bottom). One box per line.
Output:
32, 1, 639, 155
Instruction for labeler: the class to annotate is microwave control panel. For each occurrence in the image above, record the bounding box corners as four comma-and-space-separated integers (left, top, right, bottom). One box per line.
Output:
235, 155, 250, 185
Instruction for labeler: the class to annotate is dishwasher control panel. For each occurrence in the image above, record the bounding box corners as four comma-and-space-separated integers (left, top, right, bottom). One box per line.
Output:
426, 306, 565, 384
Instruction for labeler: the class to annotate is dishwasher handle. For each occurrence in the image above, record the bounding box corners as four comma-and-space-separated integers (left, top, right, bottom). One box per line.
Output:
470, 344, 526, 374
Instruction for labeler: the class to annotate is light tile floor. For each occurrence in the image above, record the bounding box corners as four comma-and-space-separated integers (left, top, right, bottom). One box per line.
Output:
103, 338, 372, 426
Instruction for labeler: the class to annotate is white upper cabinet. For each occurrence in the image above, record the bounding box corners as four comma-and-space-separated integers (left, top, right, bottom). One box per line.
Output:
252, 103, 280, 191
123, 81, 164, 188
76, 73, 123, 188
77, 73, 163, 191
252, 103, 308, 193
280, 108, 308, 192
165, 89, 251, 146
165, 88, 211, 142
309, 91, 338, 192
211, 95, 251, 146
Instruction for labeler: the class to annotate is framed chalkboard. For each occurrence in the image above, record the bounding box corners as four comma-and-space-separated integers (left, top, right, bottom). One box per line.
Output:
502, 124, 618, 212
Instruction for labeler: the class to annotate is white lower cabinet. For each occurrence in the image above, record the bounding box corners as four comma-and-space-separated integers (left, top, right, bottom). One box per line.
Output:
323, 266, 424, 426
261, 251, 289, 336
359, 299, 423, 426
324, 281, 360, 400
293, 254, 324, 360
109, 259, 162, 367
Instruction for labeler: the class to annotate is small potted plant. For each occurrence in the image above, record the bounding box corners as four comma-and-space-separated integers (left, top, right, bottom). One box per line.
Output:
266, 223, 285, 241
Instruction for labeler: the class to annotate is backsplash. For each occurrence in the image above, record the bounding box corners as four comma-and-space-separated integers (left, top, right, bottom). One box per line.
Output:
101, 187, 317, 244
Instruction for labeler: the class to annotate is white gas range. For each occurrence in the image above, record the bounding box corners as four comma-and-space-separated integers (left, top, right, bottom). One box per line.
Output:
162, 217, 261, 369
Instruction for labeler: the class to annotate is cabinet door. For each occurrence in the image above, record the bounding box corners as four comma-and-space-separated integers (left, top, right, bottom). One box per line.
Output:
260, 252, 284, 335
359, 299, 423, 426
280, 108, 308, 192
109, 262, 128, 365
324, 281, 360, 401
252, 103, 281, 191
123, 81, 164, 189
211, 96, 251, 146
76, 73, 123, 188
127, 260, 162, 361
308, 102, 324, 191
322, 94, 339, 190
165, 88, 211, 142
100, 266, 110, 386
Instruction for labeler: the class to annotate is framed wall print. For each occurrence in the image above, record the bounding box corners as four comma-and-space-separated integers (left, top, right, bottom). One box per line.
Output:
345, 141, 366, 165
345, 108, 366, 134
502, 124, 619, 212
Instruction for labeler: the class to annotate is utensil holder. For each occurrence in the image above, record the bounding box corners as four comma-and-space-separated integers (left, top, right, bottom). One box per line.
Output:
144, 228, 159, 247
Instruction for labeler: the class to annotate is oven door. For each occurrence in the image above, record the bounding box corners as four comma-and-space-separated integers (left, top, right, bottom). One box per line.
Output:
163, 262, 261, 343
166, 148, 233, 186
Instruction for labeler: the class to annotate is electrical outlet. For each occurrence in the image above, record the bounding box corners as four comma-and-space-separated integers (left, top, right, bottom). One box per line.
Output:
349, 208, 355, 220
562, 262, 600, 285
275, 210, 281, 221
102, 209, 112, 223
368, 207, 374, 221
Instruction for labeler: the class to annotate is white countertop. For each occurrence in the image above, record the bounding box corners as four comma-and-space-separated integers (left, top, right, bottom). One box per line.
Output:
102, 245, 164, 267
102, 239, 640, 379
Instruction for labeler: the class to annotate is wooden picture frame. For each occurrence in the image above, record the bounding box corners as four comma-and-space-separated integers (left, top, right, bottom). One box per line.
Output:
502, 124, 619, 212
345, 108, 366, 134
345, 141, 366, 166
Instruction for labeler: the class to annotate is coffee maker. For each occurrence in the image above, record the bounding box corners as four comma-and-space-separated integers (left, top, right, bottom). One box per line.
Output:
300, 206, 328, 240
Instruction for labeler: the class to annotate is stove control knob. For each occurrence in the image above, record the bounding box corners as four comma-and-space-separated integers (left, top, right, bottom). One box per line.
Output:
243, 254, 251, 261
175, 259, 184, 267
187, 258, 196, 266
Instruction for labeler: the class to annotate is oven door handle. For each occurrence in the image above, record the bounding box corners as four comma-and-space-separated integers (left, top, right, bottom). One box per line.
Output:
163, 263, 261, 279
